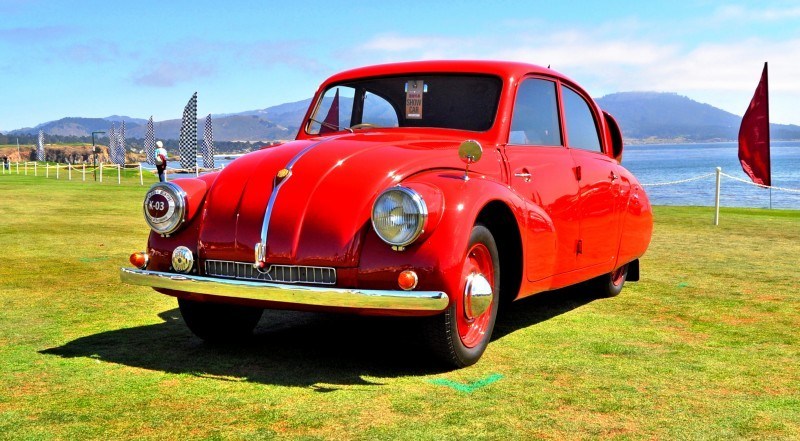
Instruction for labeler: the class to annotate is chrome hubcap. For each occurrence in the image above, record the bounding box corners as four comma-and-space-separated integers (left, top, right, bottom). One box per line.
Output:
463, 273, 493, 320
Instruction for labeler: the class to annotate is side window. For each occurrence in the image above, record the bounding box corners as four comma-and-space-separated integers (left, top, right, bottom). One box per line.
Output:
562, 86, 602, 153
509, 78, 562, 146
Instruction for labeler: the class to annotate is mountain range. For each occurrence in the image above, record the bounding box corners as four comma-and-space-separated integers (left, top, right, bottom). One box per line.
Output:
5, 92, 800, 143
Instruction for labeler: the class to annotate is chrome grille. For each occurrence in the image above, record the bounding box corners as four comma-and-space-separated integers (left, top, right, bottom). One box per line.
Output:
204, 260, 336, 285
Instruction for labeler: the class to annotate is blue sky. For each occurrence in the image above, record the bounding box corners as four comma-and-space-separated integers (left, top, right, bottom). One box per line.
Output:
1, 0, 799, 132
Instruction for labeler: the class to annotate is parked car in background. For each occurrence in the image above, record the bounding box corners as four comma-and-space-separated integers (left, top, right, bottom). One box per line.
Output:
121, 60, 653, 367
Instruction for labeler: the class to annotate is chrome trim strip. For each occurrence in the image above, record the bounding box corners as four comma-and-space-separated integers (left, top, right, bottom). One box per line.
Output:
121, 268, 449, 312
256, 136, 340, 265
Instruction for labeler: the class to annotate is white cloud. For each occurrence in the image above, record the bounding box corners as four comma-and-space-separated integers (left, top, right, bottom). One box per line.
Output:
355, 32, 800, 125
132, 61, 216, 87
713, 5, 800, 21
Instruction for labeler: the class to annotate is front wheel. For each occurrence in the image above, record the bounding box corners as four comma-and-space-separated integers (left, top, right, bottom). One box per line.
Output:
178, 298, 263, 342
425, 224, 500, 368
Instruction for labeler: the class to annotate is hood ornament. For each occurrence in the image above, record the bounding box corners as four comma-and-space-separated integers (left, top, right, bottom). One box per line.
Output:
275, 168, 291, 186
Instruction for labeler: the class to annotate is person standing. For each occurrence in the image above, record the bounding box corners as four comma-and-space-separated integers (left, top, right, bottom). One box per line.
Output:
154, 141, 168, 182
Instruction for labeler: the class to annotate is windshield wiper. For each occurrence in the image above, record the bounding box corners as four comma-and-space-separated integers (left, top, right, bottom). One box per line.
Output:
308, 118, 353, 133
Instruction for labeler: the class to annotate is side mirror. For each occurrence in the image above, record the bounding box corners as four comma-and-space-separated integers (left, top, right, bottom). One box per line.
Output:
458, 140, 482, 181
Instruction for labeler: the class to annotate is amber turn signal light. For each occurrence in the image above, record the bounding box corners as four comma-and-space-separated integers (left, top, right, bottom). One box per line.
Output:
398, 270, 419, 291
130, 251, 149, 269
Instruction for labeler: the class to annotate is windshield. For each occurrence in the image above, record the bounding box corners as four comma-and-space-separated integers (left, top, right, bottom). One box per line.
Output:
306, 75, 502, 135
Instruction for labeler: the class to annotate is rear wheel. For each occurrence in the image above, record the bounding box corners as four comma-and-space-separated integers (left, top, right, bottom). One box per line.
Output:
426, 224, 500, 367
590, 264, 629, 298
178, 298, 263, 342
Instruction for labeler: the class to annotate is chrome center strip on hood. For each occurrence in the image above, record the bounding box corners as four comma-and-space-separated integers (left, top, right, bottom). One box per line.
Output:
255, 136, 340, 267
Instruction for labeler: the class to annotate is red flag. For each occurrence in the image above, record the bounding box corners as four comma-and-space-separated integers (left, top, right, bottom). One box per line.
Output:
319, 89, 340, 135
738, 62, 771, 186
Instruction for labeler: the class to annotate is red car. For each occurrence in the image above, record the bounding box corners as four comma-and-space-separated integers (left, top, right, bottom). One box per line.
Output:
121, 60, 652, 367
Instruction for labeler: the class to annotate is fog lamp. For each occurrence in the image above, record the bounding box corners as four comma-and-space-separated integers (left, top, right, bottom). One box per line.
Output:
171, 246, 194, 273
398, 270, 418, 291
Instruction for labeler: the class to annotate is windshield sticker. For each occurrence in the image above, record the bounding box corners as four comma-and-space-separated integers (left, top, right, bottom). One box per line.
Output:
405, 80, 424, 119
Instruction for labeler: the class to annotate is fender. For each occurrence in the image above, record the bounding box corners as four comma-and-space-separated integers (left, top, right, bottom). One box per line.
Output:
357, 169, 555, 305
145, 177, 211, 272
615, 173, 653, 268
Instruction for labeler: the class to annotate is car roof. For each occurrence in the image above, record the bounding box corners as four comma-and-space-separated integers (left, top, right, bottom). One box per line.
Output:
322, 60, 567, 85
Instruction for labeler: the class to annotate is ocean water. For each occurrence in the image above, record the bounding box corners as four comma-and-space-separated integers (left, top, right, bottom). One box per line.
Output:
151, 143, 800, 210
623, 142, 800, 209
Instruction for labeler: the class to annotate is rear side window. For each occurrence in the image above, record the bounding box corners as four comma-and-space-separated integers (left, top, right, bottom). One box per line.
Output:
509, 78, 562, 146
562, 86, 602, 153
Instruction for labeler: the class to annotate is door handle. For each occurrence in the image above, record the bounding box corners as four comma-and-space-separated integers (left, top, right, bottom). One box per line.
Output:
609, 171, 619, 181
514, 172, 532, 178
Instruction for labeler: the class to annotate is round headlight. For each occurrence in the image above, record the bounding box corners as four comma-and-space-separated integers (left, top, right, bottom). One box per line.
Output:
143, 182, 186, 235
371, 187, 427, 247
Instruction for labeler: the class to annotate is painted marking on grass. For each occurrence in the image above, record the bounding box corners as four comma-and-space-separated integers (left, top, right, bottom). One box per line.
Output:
79, 257, 109, 263
429, 373, 503, 393
677, 282, 689, 288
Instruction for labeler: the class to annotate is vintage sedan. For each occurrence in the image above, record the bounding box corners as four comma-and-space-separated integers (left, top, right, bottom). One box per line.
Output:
121, 60, 652, 367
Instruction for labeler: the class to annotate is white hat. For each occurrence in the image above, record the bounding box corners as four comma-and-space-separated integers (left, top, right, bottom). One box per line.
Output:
156, 140, 163, 148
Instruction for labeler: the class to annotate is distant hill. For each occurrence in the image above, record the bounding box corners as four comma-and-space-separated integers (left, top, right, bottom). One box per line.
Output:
103, 115, 148, 125
226, 98, 311, 130
8, 117, 137, 137
6, 92, 800, 143
596, 92, 800, 142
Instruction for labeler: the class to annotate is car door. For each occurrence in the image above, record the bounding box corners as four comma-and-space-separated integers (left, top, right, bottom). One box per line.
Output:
504, 77, 581, 282
561, 85, 622, 271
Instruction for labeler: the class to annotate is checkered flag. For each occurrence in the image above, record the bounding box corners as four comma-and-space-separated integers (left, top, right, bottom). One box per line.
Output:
202, 114, 214, 168
114, 121, 126, 165
37, 130, 44, 161
179, 92, 198, 170
108, 125, 118, 164
144, 116, 155, 165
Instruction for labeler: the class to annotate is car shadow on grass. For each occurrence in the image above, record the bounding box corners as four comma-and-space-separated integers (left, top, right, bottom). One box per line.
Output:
40, 286, 595, 388
493, 285, 597, 340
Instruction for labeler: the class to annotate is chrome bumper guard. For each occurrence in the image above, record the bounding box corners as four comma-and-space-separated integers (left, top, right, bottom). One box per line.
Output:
120, 268, 449, 312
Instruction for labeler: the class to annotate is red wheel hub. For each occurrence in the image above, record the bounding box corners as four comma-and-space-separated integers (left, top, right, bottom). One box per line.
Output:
457, 243, 495, 348
611, 265, 627, 286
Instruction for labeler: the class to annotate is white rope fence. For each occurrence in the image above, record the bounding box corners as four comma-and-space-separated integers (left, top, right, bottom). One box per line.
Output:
640, 173, 717, 187
640, 167, 799, 224
3, 161, 797, 221
0, 161, 223, 185
719, 172, 800, 193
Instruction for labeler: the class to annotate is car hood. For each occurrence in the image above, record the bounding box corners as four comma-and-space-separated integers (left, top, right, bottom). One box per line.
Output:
198, 132, 482, 267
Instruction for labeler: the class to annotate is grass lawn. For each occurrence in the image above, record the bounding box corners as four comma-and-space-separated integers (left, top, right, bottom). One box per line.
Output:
1, 173, 798, 440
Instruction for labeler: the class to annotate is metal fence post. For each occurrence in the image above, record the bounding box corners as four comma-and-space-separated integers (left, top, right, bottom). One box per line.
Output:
714, 167, 722, 226
139, 163, 143, 186
100, 163, 103, 183
83, 164, 86, 181
117, 164, 121, 185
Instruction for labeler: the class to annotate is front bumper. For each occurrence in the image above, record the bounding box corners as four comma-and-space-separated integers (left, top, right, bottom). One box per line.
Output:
120, 268, 449, 313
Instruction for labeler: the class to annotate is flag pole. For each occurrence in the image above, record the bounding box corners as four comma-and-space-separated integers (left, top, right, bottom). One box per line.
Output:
714, 167, 721, 225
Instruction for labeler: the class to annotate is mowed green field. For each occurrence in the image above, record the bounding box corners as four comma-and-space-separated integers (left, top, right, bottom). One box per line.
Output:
1, 172, 798, 440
